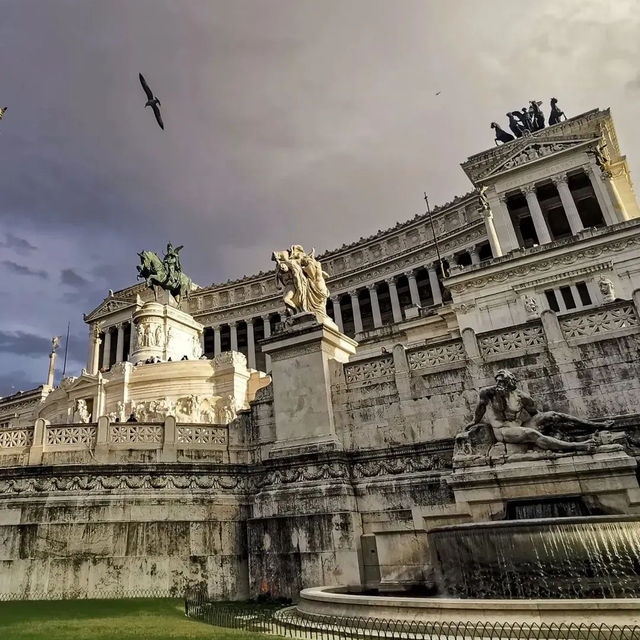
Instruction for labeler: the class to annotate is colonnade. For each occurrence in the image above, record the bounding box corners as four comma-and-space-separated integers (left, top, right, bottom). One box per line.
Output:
486, 165, 624, 255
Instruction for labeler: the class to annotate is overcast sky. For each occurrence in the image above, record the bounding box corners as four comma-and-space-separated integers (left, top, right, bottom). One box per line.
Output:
1, 0, 640, 395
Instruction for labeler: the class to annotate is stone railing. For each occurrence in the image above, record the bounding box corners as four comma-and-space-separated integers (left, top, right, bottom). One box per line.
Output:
0, 427, 34, 450
477, 321, 547, 361
0, 417, 230, 466
45, 424, 97, 448
406, 340, 465, 372
344, 355, 395, 385
559, 301, 640, 344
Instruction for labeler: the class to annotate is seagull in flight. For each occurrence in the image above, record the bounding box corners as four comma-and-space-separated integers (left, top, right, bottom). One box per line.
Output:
138, 74, 164, 130
435, 91, 441, 96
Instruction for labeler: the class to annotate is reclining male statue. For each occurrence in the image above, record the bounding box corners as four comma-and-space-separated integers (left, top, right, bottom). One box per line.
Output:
458, 369, 614, 457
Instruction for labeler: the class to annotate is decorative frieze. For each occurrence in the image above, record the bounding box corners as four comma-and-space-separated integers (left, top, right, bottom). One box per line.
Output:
344, 356, 394, 383
0, 471, 248, 496
560, 303, 640, 340
478, 324, 546, 357
407, 341, 465, 370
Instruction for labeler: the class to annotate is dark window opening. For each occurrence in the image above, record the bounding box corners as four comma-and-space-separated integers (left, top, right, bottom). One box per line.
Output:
546, 206, 572, 240
359, 289, 374, 331
456, 253, 472, 267
478, 243, 493, 261
560, 286, 576, 310
203, 327, 215, 357
220, 325, 231, 352
545, 290, 560, 312
576, 281, 592, 306
518, 216, 538, 247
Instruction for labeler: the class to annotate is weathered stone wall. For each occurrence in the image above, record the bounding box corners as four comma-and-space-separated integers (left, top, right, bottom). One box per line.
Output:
332, 301, 640, 449
0, 464, 249, 600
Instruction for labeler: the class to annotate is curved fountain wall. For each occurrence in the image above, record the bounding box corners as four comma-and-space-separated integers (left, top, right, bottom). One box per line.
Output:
429, 515, 640, 599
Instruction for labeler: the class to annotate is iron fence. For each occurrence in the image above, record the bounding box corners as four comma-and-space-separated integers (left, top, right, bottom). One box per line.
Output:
184, 589, 640, 640
0, 588, 176, 602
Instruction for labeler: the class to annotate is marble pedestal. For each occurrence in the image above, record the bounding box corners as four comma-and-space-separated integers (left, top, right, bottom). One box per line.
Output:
130, 301, 203, 365
260, 313, 357, 458
448, 449, 640, 521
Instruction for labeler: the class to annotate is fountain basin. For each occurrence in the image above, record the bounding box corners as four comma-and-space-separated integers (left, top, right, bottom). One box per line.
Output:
429, 515, 640, 600
297, 585, 640, 625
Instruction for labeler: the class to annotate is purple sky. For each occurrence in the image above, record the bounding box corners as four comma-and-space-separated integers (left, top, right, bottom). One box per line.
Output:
1, 0, 640, 395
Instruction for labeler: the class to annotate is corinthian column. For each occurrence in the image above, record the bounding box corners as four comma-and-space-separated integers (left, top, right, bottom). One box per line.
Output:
367, 283, 383, 328
102, 328, 112, 369
349, 290, 363, 334
552, 174, 583, 235
385, 277, 403, 323
405, 270, 421, 307
213, 325, 221, 356
482, 210, 501, 258
262, 315, 272, 372
583, 163, 617, 225
115, 323, 125, 363
229, 321, 238, 352
330, 296, 344, 332
522, 184, 552, 244
427, 266, 443, 305
246, 319, 256, 369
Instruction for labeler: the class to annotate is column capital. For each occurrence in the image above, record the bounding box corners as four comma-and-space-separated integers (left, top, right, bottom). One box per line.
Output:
348, 289, 359, 298
245, 318, 254, 326
228, 320, 237, 328
497, 192, 508, 204
521, 183, 537, 195
404, 269, 416, 279
261, 314, 271, 322
329, 295, 341, 304
366, 282, 377, 291
384, 276, 397, 286
551, 173, 568, 185
115, 322, 123, 330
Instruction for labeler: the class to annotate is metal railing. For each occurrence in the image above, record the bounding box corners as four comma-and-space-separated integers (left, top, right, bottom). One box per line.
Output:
184, 590, 640, 640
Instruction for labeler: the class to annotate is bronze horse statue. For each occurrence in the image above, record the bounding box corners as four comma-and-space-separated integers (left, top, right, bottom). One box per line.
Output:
137, 250, 193, 304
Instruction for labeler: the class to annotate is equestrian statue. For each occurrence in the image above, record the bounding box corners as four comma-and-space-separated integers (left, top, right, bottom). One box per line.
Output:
136, 243, 193, 304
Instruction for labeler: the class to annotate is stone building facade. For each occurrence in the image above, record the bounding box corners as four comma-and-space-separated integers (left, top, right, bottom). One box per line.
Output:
2, 105, 640, 600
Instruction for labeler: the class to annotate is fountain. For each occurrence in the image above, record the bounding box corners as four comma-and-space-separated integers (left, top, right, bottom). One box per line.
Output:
430, 516, 640, 599
295, 370, 640, 625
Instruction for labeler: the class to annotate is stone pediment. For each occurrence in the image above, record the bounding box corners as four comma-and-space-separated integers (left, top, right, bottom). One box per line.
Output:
85, 297, 136, 322
477, 136, 595, 182
461, 108, 612, 185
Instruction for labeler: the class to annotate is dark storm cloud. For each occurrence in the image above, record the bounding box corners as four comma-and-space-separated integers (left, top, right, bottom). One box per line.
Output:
0, 370, 42, 397
61, 268, 90, 288
1, 260, 47, 279
0, 233, 36, 254
0, 330, 52, 357
1, 0, 640, 389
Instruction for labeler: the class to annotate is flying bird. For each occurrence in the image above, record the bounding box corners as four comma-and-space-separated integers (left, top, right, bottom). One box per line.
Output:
138, 74, 164, 130
435, 91, 441, 96
0, 107, 7, 121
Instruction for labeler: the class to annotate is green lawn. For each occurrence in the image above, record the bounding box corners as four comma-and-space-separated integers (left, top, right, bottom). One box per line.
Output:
0, 598, 283, 640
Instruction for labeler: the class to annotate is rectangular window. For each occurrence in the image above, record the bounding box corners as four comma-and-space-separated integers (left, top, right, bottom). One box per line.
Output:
544, 289, 560, 312
560, 286, 576, 310
576, 281, 592, 306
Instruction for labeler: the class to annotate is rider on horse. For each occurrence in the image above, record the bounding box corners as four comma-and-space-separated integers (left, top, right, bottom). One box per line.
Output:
163, 243, 184, 289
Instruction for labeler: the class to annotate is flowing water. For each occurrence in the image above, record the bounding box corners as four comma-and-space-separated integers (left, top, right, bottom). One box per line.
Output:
429, 516, 640, 599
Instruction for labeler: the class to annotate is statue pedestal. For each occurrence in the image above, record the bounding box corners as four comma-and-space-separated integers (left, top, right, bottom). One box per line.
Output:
448, 449, 640, 521
261, 313, 357, 458
130, 301, 203, 365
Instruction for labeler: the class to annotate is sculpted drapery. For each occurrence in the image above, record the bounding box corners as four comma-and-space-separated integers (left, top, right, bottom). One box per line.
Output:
272, 245, 331, 323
